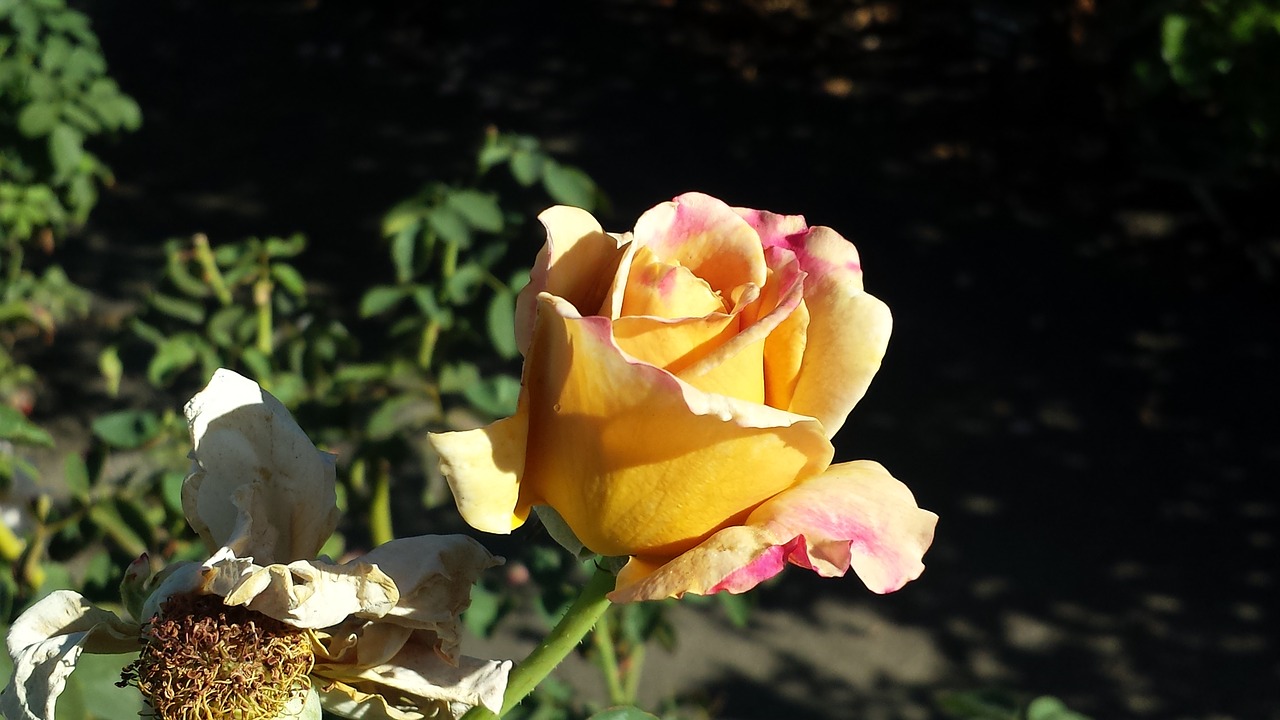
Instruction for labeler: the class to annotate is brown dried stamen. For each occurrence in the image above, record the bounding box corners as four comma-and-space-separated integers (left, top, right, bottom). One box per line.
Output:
119, 593, 313, 720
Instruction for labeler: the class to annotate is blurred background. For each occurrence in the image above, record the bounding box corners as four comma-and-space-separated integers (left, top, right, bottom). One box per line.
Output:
1, 1, 1277, 719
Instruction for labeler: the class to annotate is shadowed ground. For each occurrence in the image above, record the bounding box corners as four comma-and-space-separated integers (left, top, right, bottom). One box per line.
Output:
26, 1, 1279, 718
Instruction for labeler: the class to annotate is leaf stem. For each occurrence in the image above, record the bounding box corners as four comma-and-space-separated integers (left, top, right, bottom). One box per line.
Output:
592, 609, 626, 705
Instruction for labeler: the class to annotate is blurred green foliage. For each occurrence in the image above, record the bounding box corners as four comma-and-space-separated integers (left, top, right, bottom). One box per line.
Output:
938, 690, 1094, 720
0, 0, 141, 242
1110, 0, 1280, 173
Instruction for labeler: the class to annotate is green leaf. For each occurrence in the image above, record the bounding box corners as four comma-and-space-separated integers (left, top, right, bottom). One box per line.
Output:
462, 583, 502, 638
160, 470, 184, 514
717, 591, 751, 628
0, 405, 53, 447
382, 200, 423, 238
541, 161, 597, 210
461, 373, 521, 417
9, 4, 39, 43
98, 345, 122, 397
391, 225, 417, 283
1161, 14, 1190, 66
333, 363, 388, 384
17, 102, 60, 138
203, 306, 242, 349
60, 102, 101, 133
90, 410, 160, 450
62, 452, 90, 498
359, 286, 407, 318
111, 95, 142, 131
426, 206, 471, 248
587, 708, 660, 720
365, 394, 437, 441
476, 141, 512, 174
40, 35, 72, 70
146, 337, 199, 386
66, 652, 147, 720
1026, 696, 1092, 720
87, 501, 148, 562
445, 190, 504, 233
271, 263, 307, 298
264, 233, 306, 258
510, 149, 542, 186
49, 123, 85, 178
148, 292, 205, 324
240, 347, 272, 381
444, 264, 486, 304
486, 290, 518, 359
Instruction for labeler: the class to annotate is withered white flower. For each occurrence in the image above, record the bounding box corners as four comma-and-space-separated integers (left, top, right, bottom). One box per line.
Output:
0, 369, 510, 720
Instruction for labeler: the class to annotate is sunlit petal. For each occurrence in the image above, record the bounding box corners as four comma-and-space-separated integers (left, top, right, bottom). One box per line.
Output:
182, 369, 341, 564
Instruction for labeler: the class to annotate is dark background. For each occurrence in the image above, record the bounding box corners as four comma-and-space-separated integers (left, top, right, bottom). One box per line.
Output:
49, 1, 1280, 718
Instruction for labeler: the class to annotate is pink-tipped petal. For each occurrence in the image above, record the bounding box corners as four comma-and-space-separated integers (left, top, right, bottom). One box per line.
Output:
633, 193, 768, 298
783, 227, 892, 436
608, 460, 935, 602
516, 206, 627, 354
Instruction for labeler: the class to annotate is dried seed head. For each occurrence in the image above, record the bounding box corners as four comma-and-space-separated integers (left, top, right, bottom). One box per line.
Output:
119, 592, 314, 720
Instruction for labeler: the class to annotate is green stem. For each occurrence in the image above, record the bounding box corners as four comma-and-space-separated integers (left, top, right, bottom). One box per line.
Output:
417, 319, 440, 370
592, 609, 626, 705
254, 277, 273, 355
192, 233, 233, 305
622, 641, 646, 704
462, 565, 615, 719
369, 460, 394, 546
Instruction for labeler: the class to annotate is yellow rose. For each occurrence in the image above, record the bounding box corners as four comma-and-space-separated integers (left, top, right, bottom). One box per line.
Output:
430, 193, 936, 601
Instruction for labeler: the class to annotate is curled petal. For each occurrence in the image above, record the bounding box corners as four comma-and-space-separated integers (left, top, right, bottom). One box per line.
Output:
517, 206, 627, 353
316, 680, 429, 720
314, 625, 511, 718
143, 548, 399, 629
354, 535, 501, 660
215, 551, 399, 629
633, 193, 768, 299
609, 461, 936, 602
428, 412, 529, 534
182, 369, 341, 564
772, 227, 892, 436
1, 591, 138, 720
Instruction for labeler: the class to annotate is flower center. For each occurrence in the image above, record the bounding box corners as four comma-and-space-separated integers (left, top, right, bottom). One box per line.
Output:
119, 592, 314, 720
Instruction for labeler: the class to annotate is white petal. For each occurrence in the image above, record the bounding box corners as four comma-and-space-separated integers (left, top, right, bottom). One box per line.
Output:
314, 626, 510, 717
0, 591, 137, 720
316, 680, 430, 720
353, 536, 499, 659
182, 369, 341, 564
202, 552, 399, 629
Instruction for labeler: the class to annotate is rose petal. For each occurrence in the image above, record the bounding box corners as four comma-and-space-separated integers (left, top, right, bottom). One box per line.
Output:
428, 412, 530, 534
354, 535, 500, 660
524, 293, 832, 557
770, 227, 893, 436
618, 244, 725, 319
733, 205, 809, 246
434, 292, 834, 559
1, 591, 138, 720
516, 206, 627, 353
316, 680, 432, 720
760, 248, 811, 410
608, 460, 936, 602
182, 369, 341, 564
314, 625, 511, 717
139, 547, 400, 629
633, 193, 768, 301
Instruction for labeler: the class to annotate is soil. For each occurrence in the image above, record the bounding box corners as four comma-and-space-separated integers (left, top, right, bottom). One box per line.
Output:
17, 1, 1280, 718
